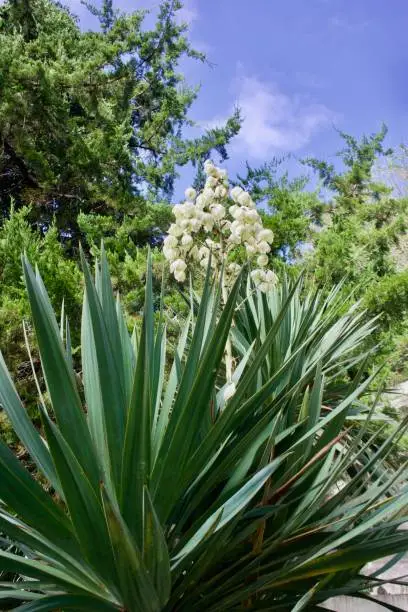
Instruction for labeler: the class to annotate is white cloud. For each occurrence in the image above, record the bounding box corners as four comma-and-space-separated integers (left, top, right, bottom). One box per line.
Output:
206, 75, 337, 159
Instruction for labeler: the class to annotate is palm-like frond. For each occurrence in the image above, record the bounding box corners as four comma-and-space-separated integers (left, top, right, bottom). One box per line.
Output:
0, 253, 406, 611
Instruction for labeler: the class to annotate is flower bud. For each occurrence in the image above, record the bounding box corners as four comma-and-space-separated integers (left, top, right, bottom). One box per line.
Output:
211, 204, 226, 220
181, 234, 193, 247
228, 262, 241, 274
237, 191, 253, 207
163, 235, 178, 248
258, 229, 274, 243
230, 186, 243, 202
257, 254, 268, 267
195, 194, 205, 209
244, 209, 260, 224
215, 185, 228, 199
174, 270, 186, 283
202, 213, 214, 231
204, 160, 219, 177
163, 246, 179, 261
185, 187, 197, 202
206, 176, 219, 189
168, 223, 183, 237
258, 241, 271, 254
173, 203, 185, 218
170, 258, 187, 274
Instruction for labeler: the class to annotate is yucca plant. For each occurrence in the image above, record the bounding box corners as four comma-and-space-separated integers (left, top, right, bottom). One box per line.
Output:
0, 249, 407, 611
232, 277, 380, 415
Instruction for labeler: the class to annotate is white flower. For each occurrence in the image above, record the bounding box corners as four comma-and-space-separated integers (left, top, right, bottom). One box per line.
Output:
258, 229, 274, 243
173, 203, 185, 218
221, 219, 231, 233
237, 191, 253, 207
163, 247, 179, 261
205, 176, 218, 189
214, 185, 228, 199
246, 244, 257, 256
254, 269, 277, 293
202, 188, 215, 205
200, 257, 210, 269
204, 160, 218, 177
168, 223, 183, 237
258, 241, 271, 254
190, 218, 202, 232
202, 212, 214, 231
230, 186, 243, 202
232, 207, 245, 221
265, 270, 277, 284
211, 204, 226, 220
163, 235, 178, 248
224, 382, 236, 401
233, 223, 245, 237
199, 246, 210, 259
183, 202, 196, 218
181, 234, 193, 247
204, 159, 214, 173
185, 187, 197, 202
257, 254, 268, 267
170, 259, 187, 274
239, 226, 252, 242
228, 262, 241, 274
217, 168, 227, 180
179, 219, 190, 231
195, 194, 205, 209
174, 270, 186, 283
244, 209, 260, 224
228, 232, 241, 245
251, 269, 264, 284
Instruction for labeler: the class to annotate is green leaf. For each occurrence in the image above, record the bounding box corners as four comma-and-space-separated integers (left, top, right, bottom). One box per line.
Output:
172, 460, 285, 563
0, 440, 74, 551
98, 244, 127, 399
143, 487, 171, 606
153, 313, 191, 461
80, 248, 126, 491
40, 408, 117, 588
153, 270, 242, 521
0, 350, 57, 489
120, 250, 153, 547
22, 258, 98, 485
15, 594, 119, 611
0, 548, 100, 596
101, 485, 161, 612
81, 291, 111, 490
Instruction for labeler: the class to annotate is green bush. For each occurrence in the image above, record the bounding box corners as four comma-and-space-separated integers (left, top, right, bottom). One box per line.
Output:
0, 207, 82, 445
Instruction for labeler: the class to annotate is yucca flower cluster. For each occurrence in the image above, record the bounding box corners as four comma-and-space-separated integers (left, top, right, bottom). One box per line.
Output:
163, 160, 277, 290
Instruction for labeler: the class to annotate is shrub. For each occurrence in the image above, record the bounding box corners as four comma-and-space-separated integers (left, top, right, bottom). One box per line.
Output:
0, 252, 407, 609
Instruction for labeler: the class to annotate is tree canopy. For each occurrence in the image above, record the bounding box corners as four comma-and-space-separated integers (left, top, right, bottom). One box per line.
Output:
305, 126, 408, 286
0, 0, 240, 239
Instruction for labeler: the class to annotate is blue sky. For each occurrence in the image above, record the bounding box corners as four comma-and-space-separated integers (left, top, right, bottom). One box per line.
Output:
70, 0, 408, 193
